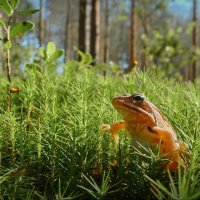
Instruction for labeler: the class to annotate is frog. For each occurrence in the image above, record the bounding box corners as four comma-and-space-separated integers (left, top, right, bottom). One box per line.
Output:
101, 94, 187, 171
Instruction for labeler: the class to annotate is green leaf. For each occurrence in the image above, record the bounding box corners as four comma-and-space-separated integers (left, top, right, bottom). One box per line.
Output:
0, 0, 13, 16
47, 41, 56, 57
26, 63, 41, 72
17, 9, 40, 15
9, 0, 20, 10
48, 50, 64, 62
5, 40, 11, 49
39, 47, 46, 58
10, 21, 34, 36
78, 50, 93, 65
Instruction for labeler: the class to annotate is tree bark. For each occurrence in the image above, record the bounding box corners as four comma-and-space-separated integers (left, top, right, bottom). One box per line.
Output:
0, 12, 3, 72
103, 0, 109, 63
191, 0, 197, 81
90, 0, 100, 64
85, 0, 91, 53
64, 0, 71, 62
129, 0, 137, 72
39, 0, 44, 47
79, 0, 87, 53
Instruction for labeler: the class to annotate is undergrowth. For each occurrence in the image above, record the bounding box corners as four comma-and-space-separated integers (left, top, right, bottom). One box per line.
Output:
0, 62, 200, 199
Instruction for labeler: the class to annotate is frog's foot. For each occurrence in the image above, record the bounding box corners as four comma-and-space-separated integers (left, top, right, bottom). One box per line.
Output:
99, 124, 111, 132
99, 120, 126, 143
99, 123, 119, 143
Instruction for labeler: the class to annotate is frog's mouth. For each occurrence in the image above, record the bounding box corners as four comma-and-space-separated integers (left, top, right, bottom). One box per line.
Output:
112, 98, 157, 123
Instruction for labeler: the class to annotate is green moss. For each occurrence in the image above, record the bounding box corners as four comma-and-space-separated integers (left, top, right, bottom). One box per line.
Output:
0, 65, 199, 199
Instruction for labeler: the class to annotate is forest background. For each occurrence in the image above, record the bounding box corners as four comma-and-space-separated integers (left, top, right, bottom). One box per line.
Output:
1, 0, 200, 81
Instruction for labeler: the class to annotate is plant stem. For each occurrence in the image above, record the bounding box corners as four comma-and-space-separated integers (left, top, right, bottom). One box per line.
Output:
6, 23, 11, 112
5, 21, 12, 153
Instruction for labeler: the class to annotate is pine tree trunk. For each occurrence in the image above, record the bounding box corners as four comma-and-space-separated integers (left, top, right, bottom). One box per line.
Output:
129, 0, 137, 72
191, 0, 197, 81
79, 0, 87, 53
39, 0, 44, 47
85, 0, 91, 54
103, 0, 109, 63
0, 11, 3, 72
64, 0, 71, 62
90, 0, 100, 64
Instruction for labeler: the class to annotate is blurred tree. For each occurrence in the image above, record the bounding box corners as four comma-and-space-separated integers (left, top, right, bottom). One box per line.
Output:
191, 0, 197, 82
90, 0, 100, 64
141, 22, 200, 79
64, 0, 71, 62
85, 0, 91, 54
39, 0, 44, 47
109, 1, 129, 65
129, 0, 137, 72
79, 0, 87, 53
103, 0, 110, 64
135, 0, 168, 69
0, 11, 3, 72
136, 0, 167, 34
45, 0, 78, 51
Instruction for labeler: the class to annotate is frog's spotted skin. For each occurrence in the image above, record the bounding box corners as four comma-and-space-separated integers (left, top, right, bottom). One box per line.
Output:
106, 94, 186, 171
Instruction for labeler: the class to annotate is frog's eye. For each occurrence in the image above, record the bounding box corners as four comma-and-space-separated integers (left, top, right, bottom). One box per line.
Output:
132, 94, 144, 103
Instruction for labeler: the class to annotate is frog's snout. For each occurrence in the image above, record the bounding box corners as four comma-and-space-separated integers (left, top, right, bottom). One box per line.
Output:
112, 96, 126, 105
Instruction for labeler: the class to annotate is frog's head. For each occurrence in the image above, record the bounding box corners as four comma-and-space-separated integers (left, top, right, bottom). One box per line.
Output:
112, 94, 157, 124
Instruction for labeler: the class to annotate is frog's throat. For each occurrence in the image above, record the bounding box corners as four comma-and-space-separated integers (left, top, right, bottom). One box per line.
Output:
113, 99, 156, 123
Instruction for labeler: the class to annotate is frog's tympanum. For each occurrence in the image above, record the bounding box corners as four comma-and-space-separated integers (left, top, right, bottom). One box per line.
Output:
103, 94, 186, 171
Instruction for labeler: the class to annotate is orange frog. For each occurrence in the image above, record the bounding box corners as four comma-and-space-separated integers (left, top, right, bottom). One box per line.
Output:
101, 94, 187, 171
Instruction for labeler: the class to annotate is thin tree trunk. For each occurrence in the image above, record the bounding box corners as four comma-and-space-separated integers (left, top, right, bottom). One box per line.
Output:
39, 0, 44, 47
140, 19, 148, 69
90, 0, 100, 64
0, 12, 3, 72
184, 63, 190, 81
79, 0, 87, 53
70, 16, 74, 58
103, 0, 109, 63
45, 18, 50, 44
191, 0, 197, 81
85, 0, 91, 53
129, 0, 137, 72
64, 0, 71, 62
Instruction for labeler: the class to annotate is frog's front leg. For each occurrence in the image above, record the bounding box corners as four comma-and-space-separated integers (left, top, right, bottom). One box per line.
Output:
99, 120, 127, 143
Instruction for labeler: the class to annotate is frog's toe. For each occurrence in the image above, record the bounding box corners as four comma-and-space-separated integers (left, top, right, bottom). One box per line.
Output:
99, 124, 111, 132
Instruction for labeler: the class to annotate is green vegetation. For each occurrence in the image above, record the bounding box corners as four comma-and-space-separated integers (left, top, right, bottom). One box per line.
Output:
0, 59, 200, 199
0, 1, 200, 199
